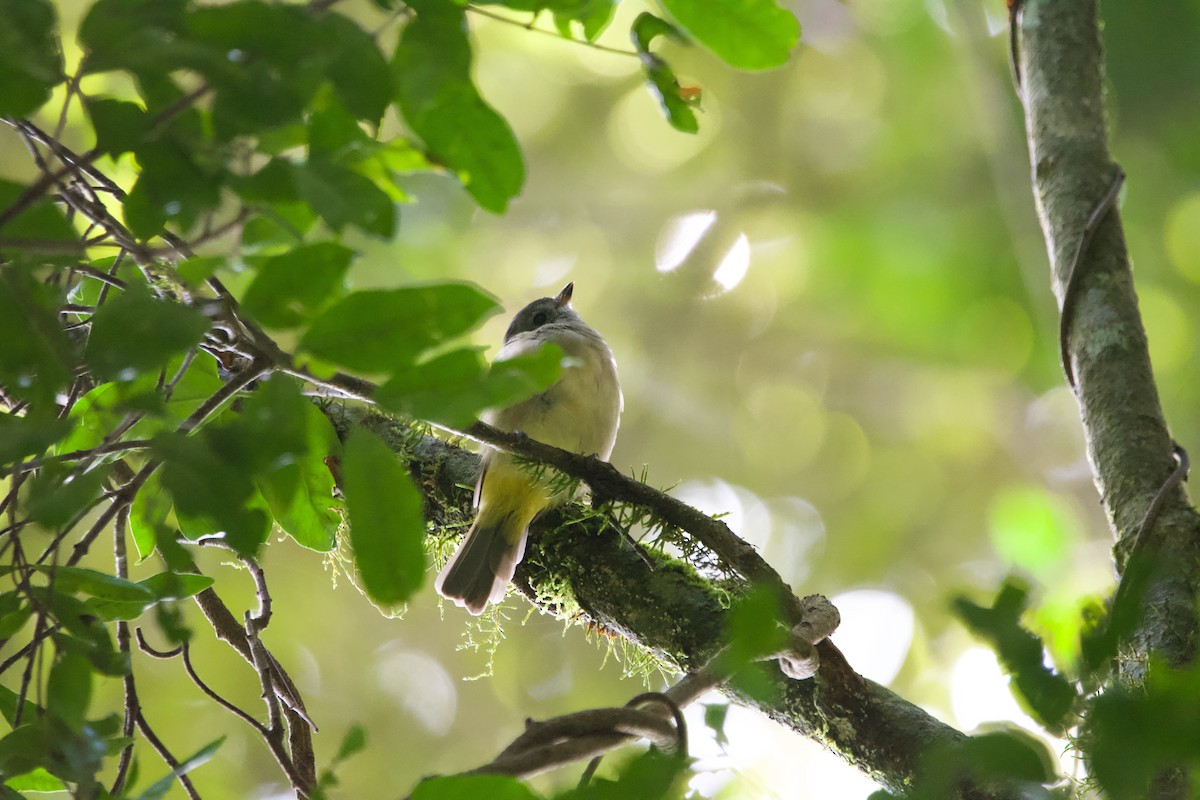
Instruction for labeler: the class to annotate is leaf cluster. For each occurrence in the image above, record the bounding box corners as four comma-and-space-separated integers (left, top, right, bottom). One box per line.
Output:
0, 0, 803, 794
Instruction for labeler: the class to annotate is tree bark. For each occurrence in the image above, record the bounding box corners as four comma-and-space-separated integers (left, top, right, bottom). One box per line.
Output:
1017, 0, 1200, 673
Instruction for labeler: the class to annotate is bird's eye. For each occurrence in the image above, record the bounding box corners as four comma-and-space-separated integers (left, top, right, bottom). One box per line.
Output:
531, 310, 549, 326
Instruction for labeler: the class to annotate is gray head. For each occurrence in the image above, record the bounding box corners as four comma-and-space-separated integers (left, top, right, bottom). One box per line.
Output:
503, 283, 580, 342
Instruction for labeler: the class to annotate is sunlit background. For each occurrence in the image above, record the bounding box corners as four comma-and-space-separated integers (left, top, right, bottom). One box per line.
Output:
4, 0, 1200, 796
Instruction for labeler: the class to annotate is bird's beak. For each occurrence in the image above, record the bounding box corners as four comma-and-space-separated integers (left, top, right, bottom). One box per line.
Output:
555, 282, 574, 308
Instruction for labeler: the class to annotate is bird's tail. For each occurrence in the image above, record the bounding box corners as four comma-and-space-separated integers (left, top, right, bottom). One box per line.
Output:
435, 510, 529, 615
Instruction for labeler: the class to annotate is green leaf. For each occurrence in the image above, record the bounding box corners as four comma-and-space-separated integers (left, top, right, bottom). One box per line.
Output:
240, 203, 317, 254
186, 1, 324, 138
124, 139, 224, 238
630, 13, 699, 133
349, 139, 426, 203
393, 2, 524, 213
376, 343, 563, 428
130, 472, 174, 562
0, 0, 64, 117
56, 383, 121, 456
0, 686, 33, 728
412, 774, 541, 800
0, 264, 75, 404
325, 13, 394, 125
0, 725, 48, 780
59, 360, 217, 456
134, 737, 224, 800
0, 180, 77, 246
78, 0, 188, 76
230, 158, 300, 205
703, 703, 730, 747
295, 157, 396, 237
962, 729, 1057, 784
90, 573, 214, 621
342, 429, 426, 606
308, 86, 369, 157
952, 578, 1078, 734
241, 242, 355, 328
155, 433, 270, 556
0, 411, 73, 470
376, 348, 492, 427
25, 466, 110, 529
300, 283, 500, 374
597, 748, 690, 797
47, 648, 92, 732
153, 601, 194, 647
256, 403, 341, 552
912, 728, 1059, 799
334, 724, 367, 763
84, 283, 210, 382
34, 592, 128, 676
0, 596, 31, 640
5, 767, 67, 792
1087, 661, 1200, 800
483, 342, 568, 409
555, 0, 617, 41
176, 255, 226, 285
38, 566, 157, 602
712, 584, 789, 702
657, 0, 799, 71
86, 97, 150, 156
143, 572, 215, 600
207, 375, 310, 474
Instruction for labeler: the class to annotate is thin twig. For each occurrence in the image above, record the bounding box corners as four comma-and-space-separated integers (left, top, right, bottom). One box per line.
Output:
135, 628, 185, 660
1128, 443, 1191, 558
111, 506, 137, 797
182, 643, 269, 734
71, 261, 129, 291
136, 710, 202, 800
0, 83, 211, 236
0, 624, 57, 678
466, 5, 638, 57
15, 439, 154, 474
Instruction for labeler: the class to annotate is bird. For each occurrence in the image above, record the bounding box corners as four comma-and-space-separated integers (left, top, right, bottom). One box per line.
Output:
435, 283, 622, 614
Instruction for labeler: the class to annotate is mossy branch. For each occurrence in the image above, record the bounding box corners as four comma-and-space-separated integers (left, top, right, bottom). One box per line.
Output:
329, 406, 1012, 798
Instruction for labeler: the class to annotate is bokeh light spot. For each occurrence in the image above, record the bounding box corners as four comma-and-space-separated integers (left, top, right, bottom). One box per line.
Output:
900, 370, 1005, 462
1164, 192, 1200, 282
765, 496, 825, 585
375, 646, 457, 736
954, 297, 1034, 375
735, 382, 827, 478
987, 485, 1079, 576
950, 647, 1038, 732
830, 589, 915, 684
656, 210, 717, 273
712, 233, 751, 292
1137, 284, 1192, 372
608, 86, 719, 173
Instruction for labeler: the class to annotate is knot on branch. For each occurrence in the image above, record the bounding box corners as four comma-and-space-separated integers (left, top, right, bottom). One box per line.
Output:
778, 594, 840, 681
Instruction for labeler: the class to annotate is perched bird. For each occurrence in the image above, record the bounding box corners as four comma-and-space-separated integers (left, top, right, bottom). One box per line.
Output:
435, 283, 622, 614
